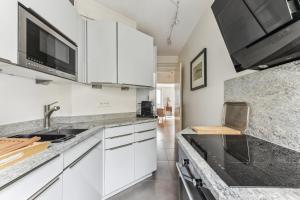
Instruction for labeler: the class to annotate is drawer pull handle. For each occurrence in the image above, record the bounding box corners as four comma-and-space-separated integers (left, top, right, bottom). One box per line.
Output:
28, 176, 60, 200
107, 133, 133, 139
68, 141, 102, 169
107, 143, 133, 151
137, 137, 155, 143
136, 129, 155, 133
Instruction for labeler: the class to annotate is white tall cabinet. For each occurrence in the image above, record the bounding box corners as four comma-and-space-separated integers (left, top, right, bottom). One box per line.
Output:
87, 20, 117, 84
118, 23, 154, 87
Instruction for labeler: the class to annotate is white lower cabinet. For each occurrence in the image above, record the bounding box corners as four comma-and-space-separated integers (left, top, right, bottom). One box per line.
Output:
63, 141, 102, 200
32, 175, 63, 200
134, 138, 157, 180
104, 143, 134, 195
0, 155, 63, 200
103, 122, 157, 197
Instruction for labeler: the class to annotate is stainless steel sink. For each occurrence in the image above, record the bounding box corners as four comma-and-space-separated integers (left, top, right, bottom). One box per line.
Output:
10, 129, 88, 143
46, 129, 88, 136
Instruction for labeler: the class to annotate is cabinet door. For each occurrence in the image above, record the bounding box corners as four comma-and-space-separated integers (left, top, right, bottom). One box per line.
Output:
0, 0, 18, 63
118, 23, 154, 86
87, 20, 117, 84
134, 138, 157, 180
32, 175, 63, 200
63, 142, 102, 200
105, 143, 134, 195
77, 17, 87, 83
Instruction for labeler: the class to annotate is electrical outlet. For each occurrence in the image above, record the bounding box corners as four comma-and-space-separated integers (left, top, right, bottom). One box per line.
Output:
98, 101, 111, 108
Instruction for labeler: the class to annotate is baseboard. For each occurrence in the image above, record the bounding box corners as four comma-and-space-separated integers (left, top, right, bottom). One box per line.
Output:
103, 173, 153, 200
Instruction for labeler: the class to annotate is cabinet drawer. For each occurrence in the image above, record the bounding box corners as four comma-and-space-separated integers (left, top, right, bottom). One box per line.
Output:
105, 134, 134, 150
105, 125, 134, 139
135, 129, 156, 142
134, 122, 156, 133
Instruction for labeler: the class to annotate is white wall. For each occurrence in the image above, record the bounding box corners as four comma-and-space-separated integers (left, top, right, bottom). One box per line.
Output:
0, 74, 72, 125
71, 85, 136, 116
179, 8, 253, 128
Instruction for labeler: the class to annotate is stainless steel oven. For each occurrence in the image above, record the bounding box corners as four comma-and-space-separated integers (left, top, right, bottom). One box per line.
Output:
177, 148, 216, 200
18, 4, 77, 81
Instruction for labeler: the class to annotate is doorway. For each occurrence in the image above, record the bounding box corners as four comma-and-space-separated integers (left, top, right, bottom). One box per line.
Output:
156, 63, 182, 133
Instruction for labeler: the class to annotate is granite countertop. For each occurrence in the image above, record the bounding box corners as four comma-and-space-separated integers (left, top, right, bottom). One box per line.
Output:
177, 128, 300, 200
0, 117, 156, 190
57, 117, 156, 129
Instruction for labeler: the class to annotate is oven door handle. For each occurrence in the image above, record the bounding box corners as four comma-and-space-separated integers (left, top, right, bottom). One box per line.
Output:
177, 162, 216, 200
176, 162, 195, 200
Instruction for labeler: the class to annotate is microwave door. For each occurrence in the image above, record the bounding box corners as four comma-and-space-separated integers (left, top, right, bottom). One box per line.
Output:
27, 20, 76, 75
18, 4, 77, 81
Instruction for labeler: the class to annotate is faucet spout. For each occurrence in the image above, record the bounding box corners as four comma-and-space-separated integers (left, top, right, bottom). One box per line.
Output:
44, 106, 60, 118
43, 102, 61, 129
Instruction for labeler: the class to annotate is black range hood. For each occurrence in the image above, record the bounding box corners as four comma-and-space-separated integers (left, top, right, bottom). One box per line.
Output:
212, 0, 300, 72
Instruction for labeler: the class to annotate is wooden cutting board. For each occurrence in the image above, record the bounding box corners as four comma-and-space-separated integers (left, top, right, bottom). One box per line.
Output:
192, 126, 241, 135
0, 137, 49, 170
0, 137, 41, 157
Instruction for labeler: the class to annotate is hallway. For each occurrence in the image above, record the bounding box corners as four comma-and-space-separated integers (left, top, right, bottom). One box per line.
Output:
108, 118, 179, 200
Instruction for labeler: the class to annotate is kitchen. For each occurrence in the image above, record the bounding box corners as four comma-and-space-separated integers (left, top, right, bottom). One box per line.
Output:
0, 0, 300, 200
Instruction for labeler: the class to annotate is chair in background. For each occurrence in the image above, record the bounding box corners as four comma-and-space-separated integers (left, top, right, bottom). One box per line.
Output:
157, 108, 166, 125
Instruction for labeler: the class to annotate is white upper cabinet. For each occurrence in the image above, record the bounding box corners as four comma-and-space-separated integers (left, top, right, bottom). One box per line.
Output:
0, 0, 18, 63
87, 20, 117, 84
118, 23, 154, 87
77, 17, 87, 83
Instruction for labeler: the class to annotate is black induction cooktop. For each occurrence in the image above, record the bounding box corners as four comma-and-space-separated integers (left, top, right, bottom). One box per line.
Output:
182, 134, 300, 188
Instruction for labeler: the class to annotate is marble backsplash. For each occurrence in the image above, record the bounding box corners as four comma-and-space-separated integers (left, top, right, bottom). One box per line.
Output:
225, 61, 300, 152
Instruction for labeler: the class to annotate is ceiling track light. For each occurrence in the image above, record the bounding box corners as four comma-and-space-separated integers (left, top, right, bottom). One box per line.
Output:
167, 0, 180, 46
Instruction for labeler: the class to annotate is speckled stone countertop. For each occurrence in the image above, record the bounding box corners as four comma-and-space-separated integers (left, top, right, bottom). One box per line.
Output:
0, 117, 156, 190
55, 117, 157, 129
177, 128, 300, 200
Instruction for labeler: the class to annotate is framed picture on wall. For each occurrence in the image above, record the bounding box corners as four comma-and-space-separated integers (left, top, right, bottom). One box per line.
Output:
190, 48, 207, 91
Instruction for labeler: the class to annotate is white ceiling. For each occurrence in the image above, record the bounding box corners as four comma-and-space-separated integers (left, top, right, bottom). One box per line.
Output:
96, 0, 212, 56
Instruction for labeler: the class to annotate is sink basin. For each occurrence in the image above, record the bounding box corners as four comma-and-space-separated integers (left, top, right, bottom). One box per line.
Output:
48, 129, 88, 136
10, 129, 88, 143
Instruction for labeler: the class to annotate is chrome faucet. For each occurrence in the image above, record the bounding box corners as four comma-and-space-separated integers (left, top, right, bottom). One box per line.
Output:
44, 101, 60, 129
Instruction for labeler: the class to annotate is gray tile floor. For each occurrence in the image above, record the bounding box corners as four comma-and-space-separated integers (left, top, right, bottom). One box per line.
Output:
108, 118, 179, 200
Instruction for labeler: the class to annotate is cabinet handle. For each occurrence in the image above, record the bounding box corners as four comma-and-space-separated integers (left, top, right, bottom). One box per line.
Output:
68, 141, 101, 169
28, 176, 60, 200
136, 129, 156, 133
136, 137, 155, 143
107, 133, 133, 139
107, 143, 133, 151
